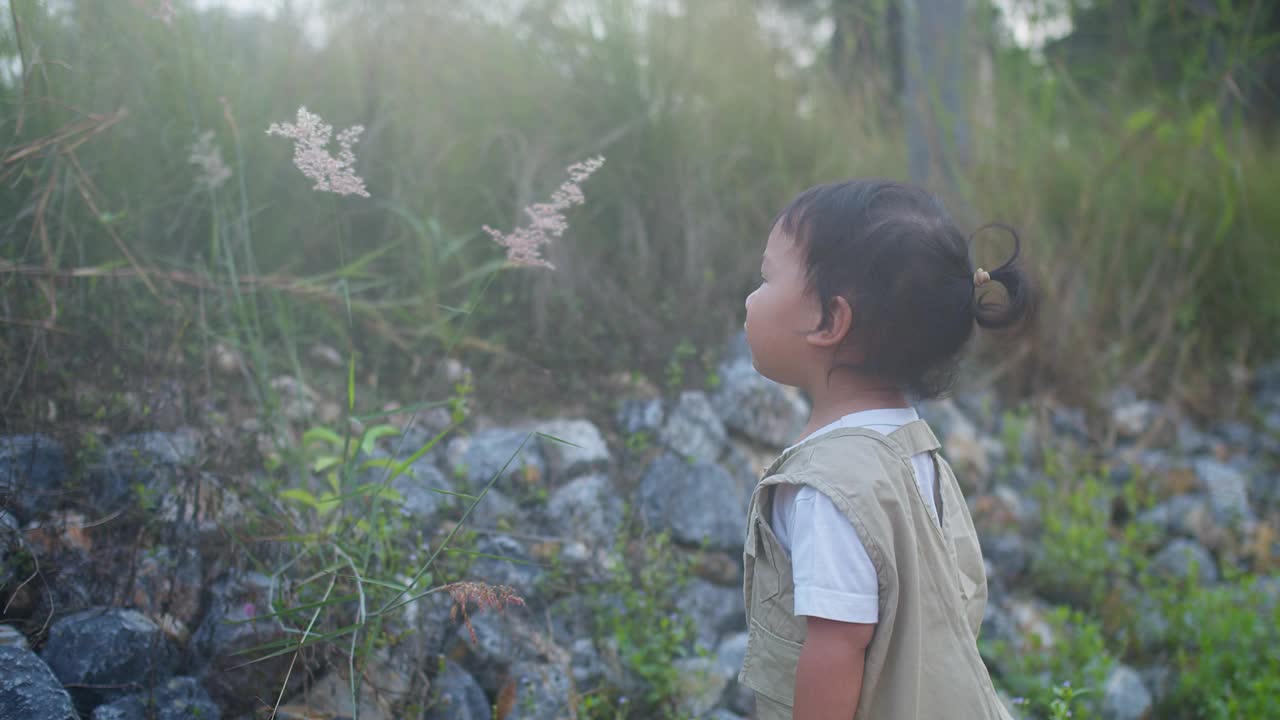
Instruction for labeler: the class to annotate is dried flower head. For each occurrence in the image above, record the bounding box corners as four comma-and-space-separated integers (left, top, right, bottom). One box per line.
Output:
483, 156, 605, 269
444, 581, 526, 644
266, 106, 370, 198
189, 130, 231, 191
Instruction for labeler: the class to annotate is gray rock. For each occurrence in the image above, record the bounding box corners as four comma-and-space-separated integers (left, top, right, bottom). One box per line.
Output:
0, 645, 77, 720
112, 430, 201, 467
979, 600, 1020, 663
1264, 409, 1280, 436
1048, 405, 1090, 443
711, 361, 809, 448
660, 392, 728, 463
0, 624, 27, 650
0, 512, 22, 593
726, 682, 755, 717
639, 454, 747, 550
1194, 458, 1254, 525
672, 656, 731, 718
1218, 420, 1255, 449
981, 532, 1031, 583
391, 590, 456, 664
721, 331, 753, 368
97, 430, 202, 512
426, 659, 489, 720
715, 632, 748, 679
16, 513, 107, 618
190, 572, 298, 715
297, 648, 414, 720
720, 441, 770, 513
700, 711, 748, 720
533, 419, 611, 479
129, 546, 203, 627
919, 399, 990, 484
917, 397, 973, 442
545, 474, 623, 547
369, 454, 455, 521
1138, 494, 1206, 536
953, 389, 1003, 433
446, 429, 547, 491
568, 637, 608, 688
1101, 664, 1153, 720
685, 578, 746, 649
546, 593, 598, 645
1139, 665, 1174, 707
467, 535, 545, 599
467, 488, 521, 528
1176, 421, 1214, 454
0, 434, 68, 520
501, 661, 574, 720
1129, 595, 1172, 655
391, 422, 452, 460
1151, 538, 1218, 585
40, 607, 179, 711
450, 609, 564, 694
1110, 389, 1157, 440
90, 676, 221, 720
269, 375, 318, 421
1131, 449, 1176, 475
616, 398, 664, 437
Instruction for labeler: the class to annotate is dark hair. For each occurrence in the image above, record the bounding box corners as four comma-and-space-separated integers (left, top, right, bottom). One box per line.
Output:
774, 178, 1035, 398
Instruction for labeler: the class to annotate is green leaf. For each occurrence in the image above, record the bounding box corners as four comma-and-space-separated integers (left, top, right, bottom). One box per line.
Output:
535, 431, 584, 449
279, 488, 320, 509
358, 424, 401, 455
303, 427, 344, 449
347, 354, 356, 411
317, 491, 341, 516
312, 455, 341, 473
1124, 107, 1157, 134
355, 482, 404, 503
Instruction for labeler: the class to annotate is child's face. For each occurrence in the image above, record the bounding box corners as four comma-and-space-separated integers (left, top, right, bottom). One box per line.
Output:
744, 222, 821, 388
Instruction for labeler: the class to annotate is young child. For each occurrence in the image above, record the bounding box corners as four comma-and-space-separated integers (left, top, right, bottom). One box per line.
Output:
738, 179, 1033, 719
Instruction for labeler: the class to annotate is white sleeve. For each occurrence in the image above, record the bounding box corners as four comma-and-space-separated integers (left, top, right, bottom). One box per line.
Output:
790, 485, 879, 623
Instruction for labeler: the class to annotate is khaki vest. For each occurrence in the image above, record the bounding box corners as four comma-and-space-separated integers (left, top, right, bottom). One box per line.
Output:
739, 420, 1012, 720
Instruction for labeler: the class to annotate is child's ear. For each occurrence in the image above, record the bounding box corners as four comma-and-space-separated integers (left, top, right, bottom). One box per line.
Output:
806, 296, 853, 348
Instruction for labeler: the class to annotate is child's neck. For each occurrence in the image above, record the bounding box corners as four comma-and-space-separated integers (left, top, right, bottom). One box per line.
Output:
799, 371, 909, 441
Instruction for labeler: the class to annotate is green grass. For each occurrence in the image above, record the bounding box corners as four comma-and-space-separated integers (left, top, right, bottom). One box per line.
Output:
3, 1, 1277, 406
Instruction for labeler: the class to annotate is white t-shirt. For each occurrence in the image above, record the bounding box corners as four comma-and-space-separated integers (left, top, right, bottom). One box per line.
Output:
770, 407, 940, 624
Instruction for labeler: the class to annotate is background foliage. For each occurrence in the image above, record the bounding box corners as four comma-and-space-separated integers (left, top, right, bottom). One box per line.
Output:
3, 0, 1277, 417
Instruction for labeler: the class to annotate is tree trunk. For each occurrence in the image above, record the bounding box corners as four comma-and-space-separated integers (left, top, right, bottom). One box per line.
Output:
900, 0, 969, 195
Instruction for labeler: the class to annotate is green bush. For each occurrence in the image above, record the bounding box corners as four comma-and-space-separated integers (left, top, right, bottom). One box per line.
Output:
988, 606, 1114, 720
6, 0, 1277, 405
1153, 576, 1280, 719
583, 532, 699, 719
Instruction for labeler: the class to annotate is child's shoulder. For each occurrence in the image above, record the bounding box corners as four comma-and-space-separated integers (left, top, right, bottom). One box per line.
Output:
777, 427, 909, 479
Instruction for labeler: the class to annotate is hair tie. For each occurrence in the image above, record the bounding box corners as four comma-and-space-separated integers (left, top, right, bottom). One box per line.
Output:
973, 268, 992, 288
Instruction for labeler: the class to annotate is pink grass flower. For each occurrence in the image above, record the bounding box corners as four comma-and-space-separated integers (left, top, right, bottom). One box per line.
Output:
266, 107, 370, 198
444, 581, 526, 644
483, 156, 605, 269
189, 131, 231, 191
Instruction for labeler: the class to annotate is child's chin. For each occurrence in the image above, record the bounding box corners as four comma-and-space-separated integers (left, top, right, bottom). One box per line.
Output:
751, 358, 782, 384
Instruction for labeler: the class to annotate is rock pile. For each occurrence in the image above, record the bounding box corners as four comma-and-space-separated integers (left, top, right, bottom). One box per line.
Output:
2, 334, 1278, 719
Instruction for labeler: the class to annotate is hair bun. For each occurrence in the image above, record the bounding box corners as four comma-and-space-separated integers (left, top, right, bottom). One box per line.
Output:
969, 223, 1036, 330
